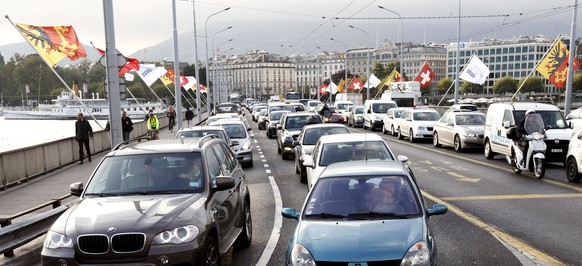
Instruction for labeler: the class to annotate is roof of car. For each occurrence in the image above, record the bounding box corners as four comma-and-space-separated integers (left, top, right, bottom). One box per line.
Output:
209, 119, 247, 126
110, 137, 222, 156
319, 160, 408, 179
489, 102, 560, 111
285, 112, 317, 117
177, 125, 226, 132
404, 108, 439, 113
303, 124, 348, 130
317, 133, 383, 144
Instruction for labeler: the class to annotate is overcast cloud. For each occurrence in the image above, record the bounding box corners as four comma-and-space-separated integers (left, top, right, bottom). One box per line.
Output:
1, 0, 579, 61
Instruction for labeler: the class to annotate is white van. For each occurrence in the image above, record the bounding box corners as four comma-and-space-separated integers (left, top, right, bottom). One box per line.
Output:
363, 100, 397, 131
483, 102, 572, 164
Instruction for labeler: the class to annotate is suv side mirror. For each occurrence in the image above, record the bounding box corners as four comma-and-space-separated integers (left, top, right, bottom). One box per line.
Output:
70, 182, 84, 197
214, 176, 236, 191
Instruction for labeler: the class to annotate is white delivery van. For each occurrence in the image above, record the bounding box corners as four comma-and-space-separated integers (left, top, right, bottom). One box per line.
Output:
483, 102, 572, 164
363, 99, 397, 131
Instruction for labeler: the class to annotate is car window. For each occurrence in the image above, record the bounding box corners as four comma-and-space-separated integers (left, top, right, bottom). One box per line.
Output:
302, 127, 349, 145
205, 148, 221, 187
222, 124, 247, 139
212, 143, 234, 176
413, 112, 440, 121
319, 141, 394, 166
304, 176, 420, 217
85, 153, 205, 194
372, 103, 397, 113
178, 130, 227, 141
456, 114, 485, 125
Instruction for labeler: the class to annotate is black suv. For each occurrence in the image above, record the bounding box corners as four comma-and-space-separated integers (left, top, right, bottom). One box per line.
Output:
41, 136, 252, 265
276, 112, 322, 160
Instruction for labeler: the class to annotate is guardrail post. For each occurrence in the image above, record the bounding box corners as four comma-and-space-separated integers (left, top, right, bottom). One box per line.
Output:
0, 218, 14, 257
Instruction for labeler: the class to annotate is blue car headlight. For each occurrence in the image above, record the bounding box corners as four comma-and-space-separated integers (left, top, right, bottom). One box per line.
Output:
401, 240, 430, 266
152, 225, 199, 245
44, 231, 73, 249
290, 243, 316, 266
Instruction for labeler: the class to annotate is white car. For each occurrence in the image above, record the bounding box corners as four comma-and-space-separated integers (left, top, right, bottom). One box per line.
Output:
211, 120, 254, 167
302, 133, 407, 189
565, 107, 582, 134
252, 106, 268, 122
205, 113, 241, 125
566, 128, 582, 183
397, 108, 441, 142
382, 107, 411, 136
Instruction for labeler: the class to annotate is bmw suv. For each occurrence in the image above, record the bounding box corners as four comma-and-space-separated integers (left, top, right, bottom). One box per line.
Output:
41, 136, 252, 265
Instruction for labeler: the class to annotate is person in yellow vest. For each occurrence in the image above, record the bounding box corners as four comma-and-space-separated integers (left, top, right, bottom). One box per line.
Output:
147, 110, 160, 140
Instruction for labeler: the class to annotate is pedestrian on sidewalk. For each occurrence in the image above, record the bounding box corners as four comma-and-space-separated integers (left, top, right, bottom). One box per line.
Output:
75, 112, 93, 164
185, 106, 194, 127
167, 105, 177, 132
122, 110, 133, 141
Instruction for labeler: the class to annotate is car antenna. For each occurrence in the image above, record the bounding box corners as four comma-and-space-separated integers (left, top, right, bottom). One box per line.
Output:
364, 132, 368, 161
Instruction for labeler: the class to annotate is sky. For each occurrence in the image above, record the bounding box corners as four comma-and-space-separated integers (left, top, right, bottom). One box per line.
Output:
1, 0, 580, 62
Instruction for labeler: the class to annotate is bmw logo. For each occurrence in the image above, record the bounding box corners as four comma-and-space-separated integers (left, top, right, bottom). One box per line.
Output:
107, 227, 117, 233
554, 139, 560, 144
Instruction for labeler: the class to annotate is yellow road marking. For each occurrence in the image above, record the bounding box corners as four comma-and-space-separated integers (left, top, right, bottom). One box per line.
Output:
441, 193, 582, 201
446, 171, 481, 182
422, 190, 565, 265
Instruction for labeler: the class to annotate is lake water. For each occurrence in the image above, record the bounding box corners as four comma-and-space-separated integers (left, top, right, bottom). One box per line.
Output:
0, 118, 109, 153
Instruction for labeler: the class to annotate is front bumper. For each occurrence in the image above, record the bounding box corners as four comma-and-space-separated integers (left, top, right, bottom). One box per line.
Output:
42, 241, 205, 266
236, 150, 253, 164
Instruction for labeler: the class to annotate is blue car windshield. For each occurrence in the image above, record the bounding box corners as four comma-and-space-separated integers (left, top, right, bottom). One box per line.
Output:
304, 176, 420, 218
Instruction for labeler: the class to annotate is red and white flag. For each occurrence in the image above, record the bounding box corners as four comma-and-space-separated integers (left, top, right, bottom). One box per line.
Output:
319, 82, 329, 94
413, 63, 436, 88
348, 76, 363, 91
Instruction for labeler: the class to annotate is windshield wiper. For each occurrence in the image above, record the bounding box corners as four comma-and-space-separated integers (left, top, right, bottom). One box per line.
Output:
84, 192, 120, 197
304, 212, 345, 219
347, 212, 410, 219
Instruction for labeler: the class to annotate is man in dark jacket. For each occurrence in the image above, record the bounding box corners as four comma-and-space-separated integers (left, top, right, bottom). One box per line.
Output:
75, 112, 93, 164
185, 107, 194, 127
121, 111, 133, 141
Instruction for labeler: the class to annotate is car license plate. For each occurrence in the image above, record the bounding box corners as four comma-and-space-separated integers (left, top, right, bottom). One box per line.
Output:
551, 149, 562, 153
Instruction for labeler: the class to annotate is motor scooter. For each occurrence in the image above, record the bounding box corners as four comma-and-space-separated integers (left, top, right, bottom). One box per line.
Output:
506, 114, 547, 179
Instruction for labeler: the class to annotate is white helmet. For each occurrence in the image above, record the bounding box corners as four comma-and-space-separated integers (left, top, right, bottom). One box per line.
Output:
525, 109, 536, 116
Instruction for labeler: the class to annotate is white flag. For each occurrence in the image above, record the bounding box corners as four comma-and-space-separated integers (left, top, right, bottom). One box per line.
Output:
136, 65, 167, 87
459, 55, 490, 85
124, 73, 135, 82
82, 83, 88, 93
329, 81, 338, 94
183, 76, 197, 89
363, 73, 381, 88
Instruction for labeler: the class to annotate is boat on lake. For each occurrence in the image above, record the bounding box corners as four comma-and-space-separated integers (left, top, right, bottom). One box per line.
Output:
2, 91, 166, 120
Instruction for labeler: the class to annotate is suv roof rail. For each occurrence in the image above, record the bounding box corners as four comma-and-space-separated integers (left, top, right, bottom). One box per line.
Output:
112, 137, 151, 151
198, 134, 220, 148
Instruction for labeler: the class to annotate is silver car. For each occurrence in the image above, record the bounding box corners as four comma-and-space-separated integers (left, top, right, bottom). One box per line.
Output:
433, 111, 486, 152
212, 120, 254, 167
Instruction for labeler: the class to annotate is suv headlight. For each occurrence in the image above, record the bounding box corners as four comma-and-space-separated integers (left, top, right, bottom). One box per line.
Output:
290, 243, 316, 266
416, 125, 426, 131
44, 231, 73, 249
152, 225, 199, 245
400, 241, 430, 266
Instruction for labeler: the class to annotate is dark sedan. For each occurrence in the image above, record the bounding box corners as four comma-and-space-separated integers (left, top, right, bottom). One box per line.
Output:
276, 112, 322, 160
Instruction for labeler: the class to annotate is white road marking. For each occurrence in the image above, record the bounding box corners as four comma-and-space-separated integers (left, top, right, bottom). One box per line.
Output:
256, 176, 283, 266
263, 164, 269, 168
262, 159, 267, 163
266, 169, 271, 174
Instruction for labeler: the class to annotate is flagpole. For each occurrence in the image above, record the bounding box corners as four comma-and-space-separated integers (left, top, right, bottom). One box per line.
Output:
565, 0, 578, 115
124, 87, 149, 117
5, 15, 103, 129
511, 35, 561, 101
437, 54, 475, 106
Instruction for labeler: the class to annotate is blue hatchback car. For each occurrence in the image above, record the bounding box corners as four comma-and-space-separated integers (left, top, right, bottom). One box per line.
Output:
282, 161, 447, 265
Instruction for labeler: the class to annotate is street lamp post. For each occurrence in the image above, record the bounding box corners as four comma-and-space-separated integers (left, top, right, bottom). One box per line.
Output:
211, 27, 232, 104
205, 7, 230, 110
348, 25, 370, 100
330, 37, 348, 92
378, 6, 404, 83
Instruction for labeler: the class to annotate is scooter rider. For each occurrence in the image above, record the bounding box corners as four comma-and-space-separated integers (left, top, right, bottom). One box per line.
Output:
516, 109, 543, 166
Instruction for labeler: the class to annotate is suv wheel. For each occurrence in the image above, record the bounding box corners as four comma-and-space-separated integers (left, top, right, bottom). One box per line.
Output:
202, 236, 220, 266
235, 201, 252, 248
566, 157, 582, 183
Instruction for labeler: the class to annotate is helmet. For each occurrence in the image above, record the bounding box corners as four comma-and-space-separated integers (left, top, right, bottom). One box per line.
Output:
525, 109, 536, 116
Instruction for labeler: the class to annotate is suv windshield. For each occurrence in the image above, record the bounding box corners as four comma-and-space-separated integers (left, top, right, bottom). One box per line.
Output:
85, 153, 205, 195
221, 124, 247, 139
515, 110, 568, 129
372, 103, 397, 113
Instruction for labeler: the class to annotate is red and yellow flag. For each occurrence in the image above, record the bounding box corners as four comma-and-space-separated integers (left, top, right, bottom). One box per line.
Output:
16, 23, 86, 67
384, 69, 401, 86
536, 39, 580, 88
160, 72, 173, 86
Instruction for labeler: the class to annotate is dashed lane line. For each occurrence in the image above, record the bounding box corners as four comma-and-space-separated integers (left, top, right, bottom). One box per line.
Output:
441, 193, 582, 201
